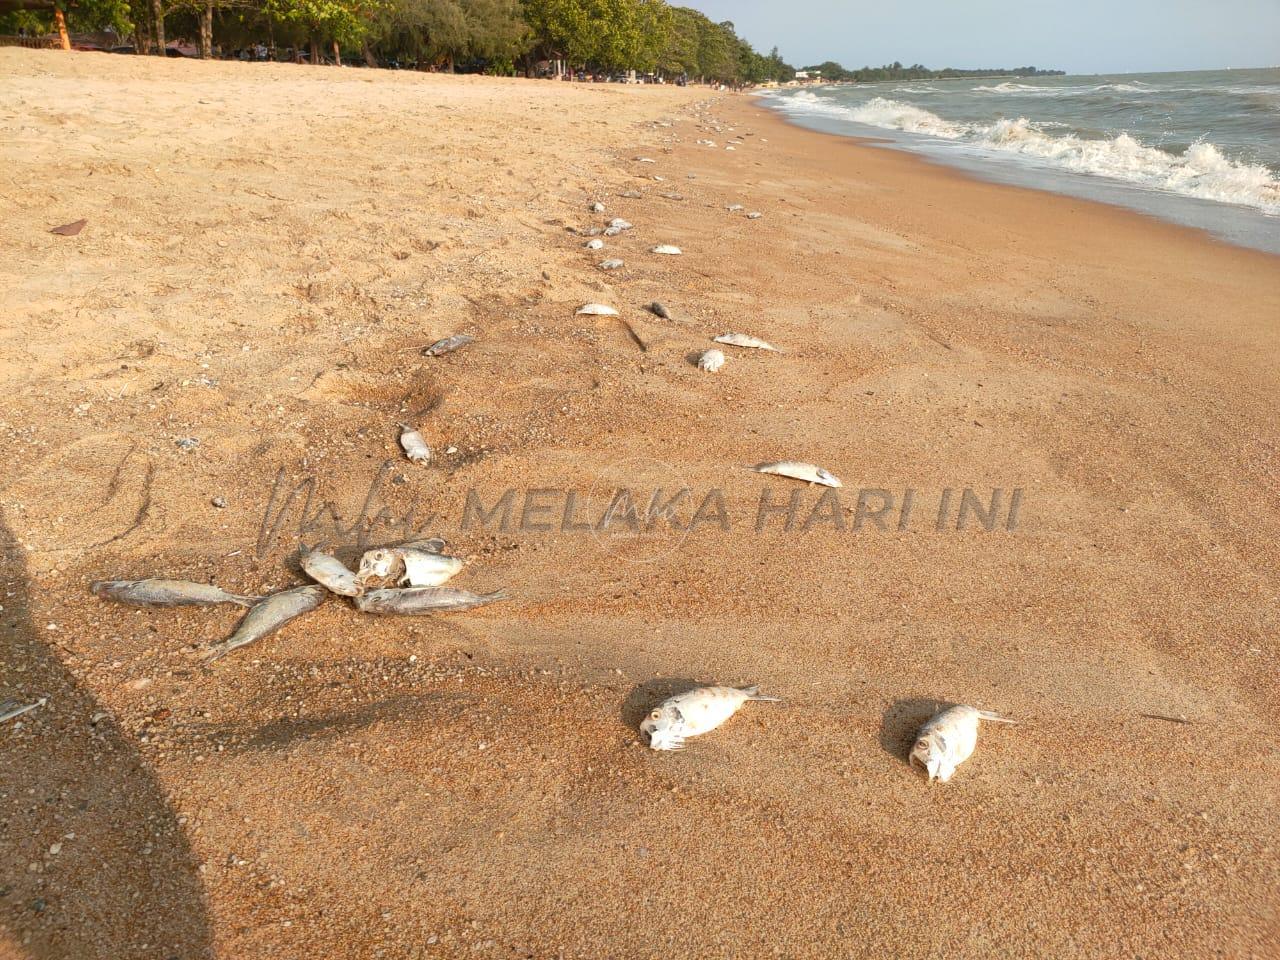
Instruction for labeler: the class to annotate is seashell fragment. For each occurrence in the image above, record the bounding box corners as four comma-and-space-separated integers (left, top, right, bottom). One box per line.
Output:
399, 425, 431, 464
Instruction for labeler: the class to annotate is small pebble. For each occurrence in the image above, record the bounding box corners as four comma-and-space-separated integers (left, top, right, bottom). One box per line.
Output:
211, 496, 227, 509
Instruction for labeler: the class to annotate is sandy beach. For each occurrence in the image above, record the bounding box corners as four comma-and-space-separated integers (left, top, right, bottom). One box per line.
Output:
2, 48, 1278, 959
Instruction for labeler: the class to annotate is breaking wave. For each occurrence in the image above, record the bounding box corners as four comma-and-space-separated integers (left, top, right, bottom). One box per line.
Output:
772, 93, 1280, 213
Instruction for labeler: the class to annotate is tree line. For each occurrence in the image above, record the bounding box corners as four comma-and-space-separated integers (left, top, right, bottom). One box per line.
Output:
801, 60, 1065, 83
3, 0, 797, 82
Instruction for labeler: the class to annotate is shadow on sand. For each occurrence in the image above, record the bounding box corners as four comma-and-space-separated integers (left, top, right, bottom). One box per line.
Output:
879, 697, 951, 766
0, 508, 214, 959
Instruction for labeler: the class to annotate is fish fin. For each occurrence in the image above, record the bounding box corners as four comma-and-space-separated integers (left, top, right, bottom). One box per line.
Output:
977, 710, 1018, 724
739, 685, 780, 702
202, 644, 230, 664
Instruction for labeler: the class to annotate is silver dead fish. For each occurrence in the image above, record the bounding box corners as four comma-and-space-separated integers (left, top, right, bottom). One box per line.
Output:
641, 684, 779, 751
585, 238, 604, 250
354, 586, 507, 615
204, 584, 326, 663
300, 549, 363, 597
714, 333, 777, 351
0, 697, 47, 724
754, 461, 842, 487
576, 303, 618, 316
651, 244, 682, 255
399, 424, 431, 464
90, 579, 260, 607
599, 259, 625, 270
910, 704, 1017, 783
423, 334, 474, 357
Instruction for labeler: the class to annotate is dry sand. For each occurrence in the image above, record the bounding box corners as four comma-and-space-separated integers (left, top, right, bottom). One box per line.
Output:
2, 48, 1279, 959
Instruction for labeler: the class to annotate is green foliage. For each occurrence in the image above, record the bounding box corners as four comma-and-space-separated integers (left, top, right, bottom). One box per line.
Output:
3, 0, 795, 85
802, 60, 1064, 82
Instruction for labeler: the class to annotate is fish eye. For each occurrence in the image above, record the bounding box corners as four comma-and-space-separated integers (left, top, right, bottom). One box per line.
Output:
650, 710, 662, 720
914, 739, 929, 751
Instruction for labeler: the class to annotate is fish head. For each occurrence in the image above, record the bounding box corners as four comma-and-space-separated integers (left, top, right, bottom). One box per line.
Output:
356, 549, 398, 584
909, 732, 947, 781
640, 704, 686, 751
815, 468, 842, 487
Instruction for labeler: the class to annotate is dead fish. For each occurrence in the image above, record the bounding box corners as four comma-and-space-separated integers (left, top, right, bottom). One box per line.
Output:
714, 332, 777, 351
398, 536, 447, 553
641, 685, 779, 751
577, 303, 618, 316
590, 201, 605, 213
599, 259, 625, 270
660, 193, 684, 201
651, 245, 682, 255
609, 218, 633, 231
204, 585, 326, 663
697, 349, 725, 372
647, 302, 671, 319
619, 190, 643, 199
422, 333, 474, 357
747, 212, 762, 220
399, 424, 431, 464
634, 157, 656, 163
754, 461, 842, 487
726, 204, 744, 212
354, 586, 507, 615
300, 548, 363, 597
585, 238, 604, 250
910, 705, 1017, 783
0, 697, 47, 724
603, 226, 622, 237
397, 549, 464, 586
90, 579, 260, 607
356, 547, 399, 584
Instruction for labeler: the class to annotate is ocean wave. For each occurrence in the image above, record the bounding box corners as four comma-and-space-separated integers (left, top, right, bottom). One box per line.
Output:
1092, 82, 1151, 93
972, 82, 1042, 93
773, 94, 1280, 213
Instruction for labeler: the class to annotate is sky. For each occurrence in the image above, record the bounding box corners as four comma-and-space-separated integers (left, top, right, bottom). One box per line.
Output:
686, 0, 1280, 75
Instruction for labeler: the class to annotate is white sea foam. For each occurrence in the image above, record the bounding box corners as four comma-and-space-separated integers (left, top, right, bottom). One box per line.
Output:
772, 92, 1280, 213
972, 82, 1042, 93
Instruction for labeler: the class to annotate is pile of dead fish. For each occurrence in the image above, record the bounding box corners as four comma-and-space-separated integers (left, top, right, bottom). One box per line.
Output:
90, 538, 505, 664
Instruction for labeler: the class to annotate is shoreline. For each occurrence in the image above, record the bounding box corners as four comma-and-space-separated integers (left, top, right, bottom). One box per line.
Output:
752, 82, 1280, 255
3, 48, 1279, 959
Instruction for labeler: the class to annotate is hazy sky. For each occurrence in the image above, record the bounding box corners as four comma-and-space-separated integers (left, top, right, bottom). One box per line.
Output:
687, 0, 1280, 75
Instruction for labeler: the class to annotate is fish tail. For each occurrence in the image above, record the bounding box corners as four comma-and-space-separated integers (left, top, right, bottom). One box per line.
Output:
483, 590, 509, 602
202, 644, 229, 664
977, 710, 1017, 724
229, 594, 264, 607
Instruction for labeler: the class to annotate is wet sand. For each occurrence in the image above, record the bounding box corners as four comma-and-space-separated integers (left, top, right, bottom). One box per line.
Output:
2, 48, 1278, 959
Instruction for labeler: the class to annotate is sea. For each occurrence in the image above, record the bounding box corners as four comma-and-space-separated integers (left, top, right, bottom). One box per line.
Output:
759, 69, 1280, 253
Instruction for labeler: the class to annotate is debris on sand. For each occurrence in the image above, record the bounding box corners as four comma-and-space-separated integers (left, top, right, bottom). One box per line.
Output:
50, 219, 87, 237
422, 333, 474, 357
399, 424, 431, 464
697, 349, 725, 372
577, 303, 618, 316
0, 698, 48, 724
714, 332, 777, 351
647, 302, 672, 319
